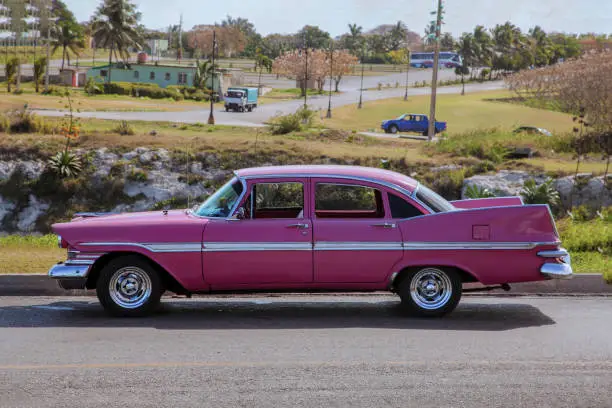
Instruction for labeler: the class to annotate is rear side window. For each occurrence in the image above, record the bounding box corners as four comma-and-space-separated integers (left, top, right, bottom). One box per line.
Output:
388, 193, 423, 219
315, 183, 384, 218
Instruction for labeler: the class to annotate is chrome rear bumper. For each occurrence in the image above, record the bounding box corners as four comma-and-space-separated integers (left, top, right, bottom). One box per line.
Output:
538, 248, 573, 280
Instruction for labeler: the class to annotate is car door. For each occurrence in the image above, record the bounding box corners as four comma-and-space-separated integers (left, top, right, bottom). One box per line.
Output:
311, 178, 403, 283
202, 177, 313, 289
414, 115, 426, 133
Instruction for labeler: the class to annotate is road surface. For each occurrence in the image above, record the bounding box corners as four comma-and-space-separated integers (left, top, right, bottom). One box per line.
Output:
0, 295, 610, 407
35, 81, 505, 127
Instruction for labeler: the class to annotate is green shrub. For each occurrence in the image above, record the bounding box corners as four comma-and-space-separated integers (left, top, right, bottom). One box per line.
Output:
47, 151, 82, 178
41, 85, 65, 96
471, 160, 496, 174
521, 179, 560, 208
127, 168, 148, 182
113, 120, 135, 136
0, 113, 10, 132
151, 196, 190, 211
464, 184, 496, 199
270, 112, 302, 135
103, 81, 133, 95
84, 77, 102, 95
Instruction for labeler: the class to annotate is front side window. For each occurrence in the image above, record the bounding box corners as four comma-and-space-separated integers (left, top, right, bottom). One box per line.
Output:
415, 184, 455, 213
315, 183, 384, 218
195, 178, 243, 218
251, 182, 304, 219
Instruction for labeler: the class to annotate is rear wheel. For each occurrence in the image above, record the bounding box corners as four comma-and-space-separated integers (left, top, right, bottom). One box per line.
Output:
397, 267, 462, 317
96, 255, 163, 317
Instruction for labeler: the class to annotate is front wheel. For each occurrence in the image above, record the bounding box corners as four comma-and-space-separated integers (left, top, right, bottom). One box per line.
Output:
389, 125, 399, 134
96, 255, 163, 317
397, 267, 462, 317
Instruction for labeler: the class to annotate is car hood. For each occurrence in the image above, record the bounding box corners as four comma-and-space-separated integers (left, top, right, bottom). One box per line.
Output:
52, 210, 210, 247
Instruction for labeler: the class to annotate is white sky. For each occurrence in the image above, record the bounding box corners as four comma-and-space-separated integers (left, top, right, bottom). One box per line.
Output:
65, 0, 611, 37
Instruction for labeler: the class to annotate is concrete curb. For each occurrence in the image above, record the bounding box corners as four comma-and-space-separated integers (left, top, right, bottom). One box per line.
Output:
0, 274, 610, 297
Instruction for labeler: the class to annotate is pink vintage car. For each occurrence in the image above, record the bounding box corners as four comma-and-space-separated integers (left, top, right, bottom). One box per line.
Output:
48, 165, 572, 317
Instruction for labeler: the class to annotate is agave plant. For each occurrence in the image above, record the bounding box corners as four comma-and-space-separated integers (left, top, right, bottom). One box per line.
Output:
520, 179, 560, 207
48, 151, 82, 178
464, 184, 496, 199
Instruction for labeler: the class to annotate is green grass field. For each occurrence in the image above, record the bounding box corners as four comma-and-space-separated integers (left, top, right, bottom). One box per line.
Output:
325, 90, 576, 134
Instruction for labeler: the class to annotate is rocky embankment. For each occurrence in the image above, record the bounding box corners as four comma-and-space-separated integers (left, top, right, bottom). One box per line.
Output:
0, 148, 610, 233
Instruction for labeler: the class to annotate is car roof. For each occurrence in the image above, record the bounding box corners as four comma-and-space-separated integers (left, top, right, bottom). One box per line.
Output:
235, 165, 419, 193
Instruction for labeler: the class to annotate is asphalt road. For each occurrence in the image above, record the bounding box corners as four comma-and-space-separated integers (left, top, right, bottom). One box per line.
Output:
34, 81, 505, 127
0, 295, 610, 407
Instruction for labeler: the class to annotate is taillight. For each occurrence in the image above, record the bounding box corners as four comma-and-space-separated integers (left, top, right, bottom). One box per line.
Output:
57, 236, 69, 249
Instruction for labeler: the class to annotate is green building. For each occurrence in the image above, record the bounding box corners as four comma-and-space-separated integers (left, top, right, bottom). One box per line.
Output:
86, 63, 222, 90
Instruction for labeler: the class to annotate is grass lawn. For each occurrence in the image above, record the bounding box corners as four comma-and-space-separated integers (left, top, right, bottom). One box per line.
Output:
325, 90, 575, 135
0, 83, 212, 112
259, 88, 337, 104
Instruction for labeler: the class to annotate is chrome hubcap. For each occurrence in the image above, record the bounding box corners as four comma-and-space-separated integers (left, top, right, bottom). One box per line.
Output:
410, 268, 452, 310
109, 267, 152, 309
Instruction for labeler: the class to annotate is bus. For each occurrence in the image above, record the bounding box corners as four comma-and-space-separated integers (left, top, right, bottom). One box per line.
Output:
410, 51, 462, 68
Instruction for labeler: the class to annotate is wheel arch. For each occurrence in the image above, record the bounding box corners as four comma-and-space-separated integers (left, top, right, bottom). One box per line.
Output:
86, 252, 188, 295
389, 264, 479, 292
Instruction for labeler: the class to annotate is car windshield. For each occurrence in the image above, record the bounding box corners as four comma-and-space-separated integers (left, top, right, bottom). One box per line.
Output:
194, 177, 244, 218
395, 114, 407, 120
415, 184, 455, 213
227, 91, 244, 98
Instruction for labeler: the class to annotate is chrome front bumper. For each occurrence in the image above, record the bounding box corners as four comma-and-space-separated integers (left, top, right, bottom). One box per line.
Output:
48, 262, 92, 279
538, 248, 573, 280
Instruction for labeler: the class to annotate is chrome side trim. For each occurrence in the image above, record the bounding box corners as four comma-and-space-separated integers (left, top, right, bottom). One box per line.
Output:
403, 241, 560, 250
538, 249, 569, 259
48, 263, 92, 279
203, 242, 312, 252
314, 242, 403, 251
80, 242, 202, 253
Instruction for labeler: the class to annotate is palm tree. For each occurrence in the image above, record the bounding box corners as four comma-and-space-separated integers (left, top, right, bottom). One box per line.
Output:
92, 0, 142, 84
455, 34, 474, 91
51, 21, 84, 70
33, 56, 47, 92
347, 23, 363, 55
528, 26, 552, 67
473, 25, 493, 73
389, 21, 407, 51
193, 59, 217, 89
423, 21, 436, 47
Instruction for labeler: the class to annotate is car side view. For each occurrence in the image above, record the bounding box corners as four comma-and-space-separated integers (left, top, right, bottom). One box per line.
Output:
381, 114, 447, 135
48, 165, 572, 317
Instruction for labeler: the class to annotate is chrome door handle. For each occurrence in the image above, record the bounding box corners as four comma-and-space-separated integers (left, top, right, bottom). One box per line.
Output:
371, 222, 396, 229
286, 223, 309, 229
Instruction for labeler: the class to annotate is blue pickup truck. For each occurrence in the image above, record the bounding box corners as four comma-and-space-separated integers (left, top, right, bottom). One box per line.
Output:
381, 114, 447, 136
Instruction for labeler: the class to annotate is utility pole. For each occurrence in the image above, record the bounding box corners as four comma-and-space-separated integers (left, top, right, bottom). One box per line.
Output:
404, 49, 411, 101
326, 40, 333, 118
177, 14, 183, 63
207, 30, 216, 125
427, 0, 444, 141
357, 46, 365, 109
303, 31, 308, 109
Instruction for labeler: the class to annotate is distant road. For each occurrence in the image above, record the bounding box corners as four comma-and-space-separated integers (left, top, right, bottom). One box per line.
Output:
35, 81, 505, 127
0, 295, 610, 408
